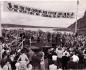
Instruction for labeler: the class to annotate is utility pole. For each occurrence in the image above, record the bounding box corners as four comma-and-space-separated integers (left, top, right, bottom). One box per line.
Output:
0, 2, 2, 61
0, 2, 2, 37
75, 0, 79, 34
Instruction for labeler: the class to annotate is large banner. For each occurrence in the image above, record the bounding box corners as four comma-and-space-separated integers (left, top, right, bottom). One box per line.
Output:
3, 1, 75, 18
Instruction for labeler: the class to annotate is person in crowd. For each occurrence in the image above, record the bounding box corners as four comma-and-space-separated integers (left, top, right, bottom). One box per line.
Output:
47, 48, 53, 69
72, 53, 79, 63
62, 51, 70, 69
52, 49, 57, 66
38, 49, 45, 70
82, 48, 86, 68
62, 49, 70, 57
49, 61, 57, 70
31, 52, 40, 69
56, 46, 64, 67
18, 49, 29, 70
1, 51, 9, 68
57, 66, 62, 70
28, 48, 35, 61
3, 61, 11, 70
78, 50, 84, 69
2, 29, 86, 70
9, 53, 16, 70
52, 54, 57, 62
18, 49, 29, 61
27, 61, 32, 70
70, 52, 79, 69
15, 61, 20, 70
0, 37, 4, 60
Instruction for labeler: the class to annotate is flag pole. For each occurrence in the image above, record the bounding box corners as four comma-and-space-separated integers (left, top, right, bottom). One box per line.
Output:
75, 0, 79, 34
0, 2, 2, 61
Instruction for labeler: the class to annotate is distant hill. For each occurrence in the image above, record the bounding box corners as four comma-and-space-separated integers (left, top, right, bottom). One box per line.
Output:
68, 11, 86, 35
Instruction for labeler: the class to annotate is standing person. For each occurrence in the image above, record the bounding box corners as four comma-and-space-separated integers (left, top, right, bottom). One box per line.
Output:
18, 49, 29, 62
3, 61, 11, 70
28, 48, 35, 61
78, 51, 84, 69
56, 46, 64, 67
52, 49, 57, 66
0, 37, 4, 61
83, 49, 86, 66
39, 49, 45, 70
9, 53, 16, 70
27, 61, 32, 70
49, 61, 57, 70
18, 49, 29, 70
71, 53, 79, 69
62, 50, 70, 69
15, 62, 20, 70
47, 48, 53, 69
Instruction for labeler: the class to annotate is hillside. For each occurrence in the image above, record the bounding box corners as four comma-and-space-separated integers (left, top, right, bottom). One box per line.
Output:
68, 11, 86, 34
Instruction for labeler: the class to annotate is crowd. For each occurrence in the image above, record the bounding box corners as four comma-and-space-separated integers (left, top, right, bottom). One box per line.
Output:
0, 29, 86, 70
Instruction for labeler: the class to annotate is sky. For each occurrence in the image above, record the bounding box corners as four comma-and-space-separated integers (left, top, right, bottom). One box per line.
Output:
1, 0, 86, 28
